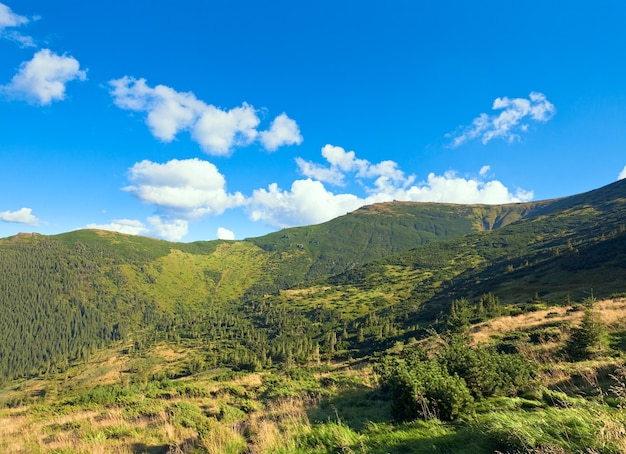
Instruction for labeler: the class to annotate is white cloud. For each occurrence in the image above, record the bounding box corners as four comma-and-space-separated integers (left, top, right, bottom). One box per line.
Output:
0, 2, 34, 47
147, 216, 188, 242
109, 77, 203, 141
85, 219, 149, 236
193, 103, 260, 155
398, 171, 533, 204
322, 144, 369, 173
217, 227, 235, 240
109, 76, 302, 155
2, 49, 87, 104
297, 144, 409, 188
85, 217, 191, 241
124, 158, 245, 219
618, 165, 626, 181
250, 145, 533, 229
0, 207, 39, 225
259, 113, 303, 151
0, 3, 27, 28
449, 92, 555, 147
249, 179, 362, 228
295, 157, 346, 185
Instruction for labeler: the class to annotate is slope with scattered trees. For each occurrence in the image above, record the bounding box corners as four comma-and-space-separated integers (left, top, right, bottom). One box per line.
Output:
1, 180, 626, 452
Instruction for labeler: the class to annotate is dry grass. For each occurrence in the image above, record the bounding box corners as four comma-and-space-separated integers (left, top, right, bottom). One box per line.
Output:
244, 396, 314, 453
471, 298, 626, 345
0, 403, 200, 453
153, 344, 189, 362
0, 364, 311, 453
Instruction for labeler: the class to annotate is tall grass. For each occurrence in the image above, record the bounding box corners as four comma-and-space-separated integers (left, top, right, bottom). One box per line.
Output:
470, 405, 626, 453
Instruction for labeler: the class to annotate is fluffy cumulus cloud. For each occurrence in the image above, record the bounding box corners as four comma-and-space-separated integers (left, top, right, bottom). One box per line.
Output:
618, 165, 626, 181
147, 216, 188, 242
84, 216, 190, 241
217, 227, 235, 240
2, 49, 87, 104
192, 103, 260, 154
109, 76, 302, 155
250, 144, 533, 229
297, 144, 408, 188
249, 179, 363, 228
124, 158, 245, 219
119, 158, 251, 241
259, 113, 304, 151
85, 219, 149, 236
394, 172, 533, 204
294, 157, 345, 186
84, 217, 190, 242
0, 2, 34, 47
449, 92, 555, 147
0, 207, 39, 225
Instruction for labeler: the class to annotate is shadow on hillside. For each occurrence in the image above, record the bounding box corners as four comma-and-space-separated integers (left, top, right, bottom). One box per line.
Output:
609, 329, 626, 352
551, 363, 622, 398
131, 438, 199, 453
131, 443, 170, 454
364, 429, 498, 454
306, 382, 390, 431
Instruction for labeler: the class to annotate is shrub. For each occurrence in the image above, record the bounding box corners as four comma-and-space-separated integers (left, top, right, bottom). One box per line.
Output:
167, 401, 205, 430
439, 343, 501, 399
439, 342, 535, 398
377, 356, 474, 421
377, 341, 535, 422
494, 352, 535, 396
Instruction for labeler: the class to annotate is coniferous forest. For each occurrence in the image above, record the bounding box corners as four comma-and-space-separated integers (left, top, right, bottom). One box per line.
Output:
2, 179, 626, 452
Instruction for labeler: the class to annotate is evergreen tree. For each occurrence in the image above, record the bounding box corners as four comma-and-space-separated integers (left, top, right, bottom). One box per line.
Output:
445, 298, 471, 343
566, 297, 603, 361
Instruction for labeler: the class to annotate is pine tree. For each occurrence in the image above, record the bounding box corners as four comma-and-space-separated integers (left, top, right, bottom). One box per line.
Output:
566, 296, 603, 361
446, 298, 471, 343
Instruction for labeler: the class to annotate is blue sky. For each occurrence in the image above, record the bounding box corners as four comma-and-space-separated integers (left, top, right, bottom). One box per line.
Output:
1, 1, 625, 242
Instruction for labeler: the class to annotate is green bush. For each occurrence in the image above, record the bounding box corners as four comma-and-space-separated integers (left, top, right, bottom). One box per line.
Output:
377, 341, 535, 422
377, 356, 474, 421
494, 351, 535, 396
167, 401, 205, 430
439, 343, 500, 398
65, 384, 142, 407
439, 342, 535, 398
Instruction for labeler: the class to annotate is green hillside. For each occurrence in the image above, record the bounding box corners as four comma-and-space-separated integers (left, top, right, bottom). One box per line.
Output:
263, 179, 626, 338
248, 200, 547, 282
3, 180, 626, 452
1, 179, 626, 383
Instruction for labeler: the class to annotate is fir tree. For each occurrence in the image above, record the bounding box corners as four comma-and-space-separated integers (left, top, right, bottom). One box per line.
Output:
566, 296, 603, 361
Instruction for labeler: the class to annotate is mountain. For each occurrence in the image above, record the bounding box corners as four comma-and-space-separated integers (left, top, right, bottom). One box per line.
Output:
321, 178, 626, 324
248, 200, 544, 281
1, 179, 626, 382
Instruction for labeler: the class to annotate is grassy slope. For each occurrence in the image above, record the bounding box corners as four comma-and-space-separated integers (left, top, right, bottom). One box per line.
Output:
1, 298, 625, 453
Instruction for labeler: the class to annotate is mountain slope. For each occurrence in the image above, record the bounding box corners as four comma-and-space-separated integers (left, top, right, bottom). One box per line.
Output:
248, 200, 548, 282
312, 178, 626, 323
1, 179, 626, 382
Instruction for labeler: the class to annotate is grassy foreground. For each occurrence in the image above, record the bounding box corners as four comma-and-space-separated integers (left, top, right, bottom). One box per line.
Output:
2, 299, 626, 453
